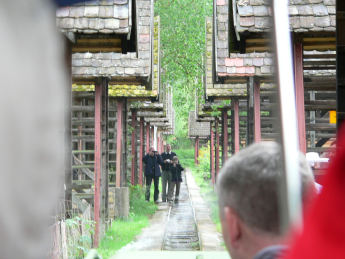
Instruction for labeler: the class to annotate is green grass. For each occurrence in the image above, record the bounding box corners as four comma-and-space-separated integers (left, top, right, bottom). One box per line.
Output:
97, 185, 158, 258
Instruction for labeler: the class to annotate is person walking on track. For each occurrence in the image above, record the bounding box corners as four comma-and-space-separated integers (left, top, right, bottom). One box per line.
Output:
168, 156, 184, 204
142, 146, 164, 203
161, 144, 177, 202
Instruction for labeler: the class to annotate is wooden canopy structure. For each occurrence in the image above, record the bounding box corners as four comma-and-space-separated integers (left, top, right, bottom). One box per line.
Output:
57, 0, 163, 246
188, 111, 211, 165
199, 0, 337, 184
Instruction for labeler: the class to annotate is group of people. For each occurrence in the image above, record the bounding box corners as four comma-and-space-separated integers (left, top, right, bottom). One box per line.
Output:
142, 144, 184, 204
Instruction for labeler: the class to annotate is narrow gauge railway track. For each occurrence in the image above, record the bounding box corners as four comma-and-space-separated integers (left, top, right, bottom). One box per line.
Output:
162, 172, 201, 251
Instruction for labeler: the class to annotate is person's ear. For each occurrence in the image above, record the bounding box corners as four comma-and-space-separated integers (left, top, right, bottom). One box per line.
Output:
224, 206, 242, 248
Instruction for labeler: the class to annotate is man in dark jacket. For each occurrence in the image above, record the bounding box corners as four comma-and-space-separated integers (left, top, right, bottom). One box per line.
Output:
142, 146, 164, 202
160, 144, 177, 202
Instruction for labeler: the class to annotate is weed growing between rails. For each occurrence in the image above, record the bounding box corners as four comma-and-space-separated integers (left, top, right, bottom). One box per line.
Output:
97, 185, 158, 258
179, 146, 222, 232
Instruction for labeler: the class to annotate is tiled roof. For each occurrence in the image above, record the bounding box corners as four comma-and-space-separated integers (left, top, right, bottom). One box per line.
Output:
233, 0, 335, 33
218, 52, 274, 77
72, 52, 150, 77
163, 87, 175, 135
188, 111, 211, 138
71, 2, 155, 81
205, 17, 274, 98
56, 0, 132, 34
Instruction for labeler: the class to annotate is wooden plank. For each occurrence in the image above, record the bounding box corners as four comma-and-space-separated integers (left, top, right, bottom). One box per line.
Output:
303, 37, 336, 42
70, 184, 92, 190
72, 164, 94, 169
303, 61, 335, 66
72, 106, 95, 112
304, 82, 336, 91
307, 147, 336, 152
305, 104, 336, 110
73, 180, 94, 184
303, 66, 336, 70
305, 123, 336, 131
73, 150, 95, 154
246, 45, 271, 52
246, 38, 270, 43
303, 44, 336, 50
306, 133, 336, 138
77, 38, 121, 44
72, 46, 122, 52
303, 54, 336, 59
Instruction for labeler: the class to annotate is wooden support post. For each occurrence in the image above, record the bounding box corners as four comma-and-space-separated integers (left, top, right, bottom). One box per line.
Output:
234, 98, 240, 153
131, 110, 137, 186
139, 117, 144, 185
116, 100, 123, 188
254, 80, 261, 142
336, 0, 345, 136
94, 82, 102, 247
101, 78, 109, 222
64, 39, 72, 215
157, 132, 160, 153
151, 127, 154, 147
222, 109, 228, 164
247, 77, 254, 145
146, 122, 150, 153
194, 137, 200, 165
215, 117, 220, 175
294, 42, 306, 153
210, 123, 215, 185
310, 91, 316, 147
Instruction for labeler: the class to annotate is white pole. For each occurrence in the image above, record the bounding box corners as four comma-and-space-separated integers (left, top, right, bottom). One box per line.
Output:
273, 0, 303, 231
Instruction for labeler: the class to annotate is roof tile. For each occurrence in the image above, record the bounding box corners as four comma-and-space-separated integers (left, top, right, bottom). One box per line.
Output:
114, 3, 129, 19
315, 16, 330, 27
238, 5, 254, 17
84, 6, 99, 17
253, 6, 269, 17
254, 17, 271, 29
69, 6, 85, 17
296, 5, 313, 15
312, 4, 329, 16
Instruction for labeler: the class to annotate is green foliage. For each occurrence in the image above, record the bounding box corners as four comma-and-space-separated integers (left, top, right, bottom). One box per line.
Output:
174, 149, 194, 159
155, 0, 213, 149
97, 186, 158, 258
65, 216, 95, 259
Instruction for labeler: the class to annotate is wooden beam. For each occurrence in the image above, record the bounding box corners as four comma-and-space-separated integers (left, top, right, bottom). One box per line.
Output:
234, 99, 240, 153
254, 80, 261, 142
210, 123, 215, 185
72, 46, 122, 53
131, 110, 137, 186
146, 122, 150, 154
294, 42, 306, 153
139, 118, 144, 185
303, 43, 336, 50
222, 109, 228, 163
116, 100, 123, 188
215, 118, 220, 175
94, 82, 102, 248
303, 37, 336, 42
77, 38, 121, 44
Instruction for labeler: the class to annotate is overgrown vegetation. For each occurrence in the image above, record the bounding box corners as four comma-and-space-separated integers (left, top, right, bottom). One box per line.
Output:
155, 0, 213, 149
178, 146, 221, 232
97, 186, 158, 258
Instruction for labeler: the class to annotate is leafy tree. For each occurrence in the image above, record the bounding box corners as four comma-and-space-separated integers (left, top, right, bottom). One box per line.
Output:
155, 0, 213, 148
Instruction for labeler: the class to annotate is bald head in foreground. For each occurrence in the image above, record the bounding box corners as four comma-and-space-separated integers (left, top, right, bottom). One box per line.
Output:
217, 142, 316, 259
